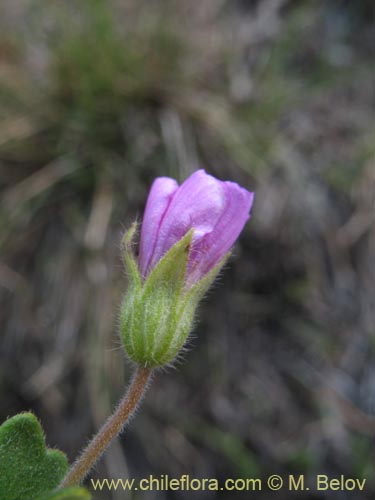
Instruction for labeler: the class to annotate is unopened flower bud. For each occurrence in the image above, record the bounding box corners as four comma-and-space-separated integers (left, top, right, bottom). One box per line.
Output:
120, 170, 254, 367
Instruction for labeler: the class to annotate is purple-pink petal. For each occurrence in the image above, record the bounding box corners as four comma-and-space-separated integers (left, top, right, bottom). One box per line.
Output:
187, 181, 254, 285
139, 177, 178, 277
139, 169, 254, 284
148, 170, 225, 272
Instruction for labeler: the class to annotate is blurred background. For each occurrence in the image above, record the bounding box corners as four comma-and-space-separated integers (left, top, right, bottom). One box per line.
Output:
0, 0, 374, 499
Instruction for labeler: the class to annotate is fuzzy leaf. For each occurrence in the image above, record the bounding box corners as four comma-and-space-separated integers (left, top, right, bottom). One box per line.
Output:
0, 413, 68, 500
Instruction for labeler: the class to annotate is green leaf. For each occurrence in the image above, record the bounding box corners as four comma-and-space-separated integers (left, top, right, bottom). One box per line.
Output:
39, 486, 91, 500
0, 413, 68, 500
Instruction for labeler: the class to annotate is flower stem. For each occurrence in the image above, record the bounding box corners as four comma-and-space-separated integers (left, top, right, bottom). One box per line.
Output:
60, 365, 153, 487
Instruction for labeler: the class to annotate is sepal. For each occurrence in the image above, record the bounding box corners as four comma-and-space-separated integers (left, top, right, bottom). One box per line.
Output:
120, 232, 229, 367
121, 222, 141, 287
120, 231, 193, 367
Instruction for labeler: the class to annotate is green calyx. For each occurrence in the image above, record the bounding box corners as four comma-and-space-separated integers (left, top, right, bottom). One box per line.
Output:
120, 224, 229, 367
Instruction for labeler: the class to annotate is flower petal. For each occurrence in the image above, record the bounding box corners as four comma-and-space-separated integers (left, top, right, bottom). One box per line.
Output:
187, 180, 254, 284
140, 170, 254, 285
149, 170, 226, 272
139, 177, 179, 276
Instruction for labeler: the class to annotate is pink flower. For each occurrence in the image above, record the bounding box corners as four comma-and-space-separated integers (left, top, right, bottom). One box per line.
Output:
139, 170, 254, 285
121, 170, 254, 366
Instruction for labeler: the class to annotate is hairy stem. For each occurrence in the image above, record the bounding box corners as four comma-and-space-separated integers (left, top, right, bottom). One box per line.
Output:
60, 365, 153, 487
